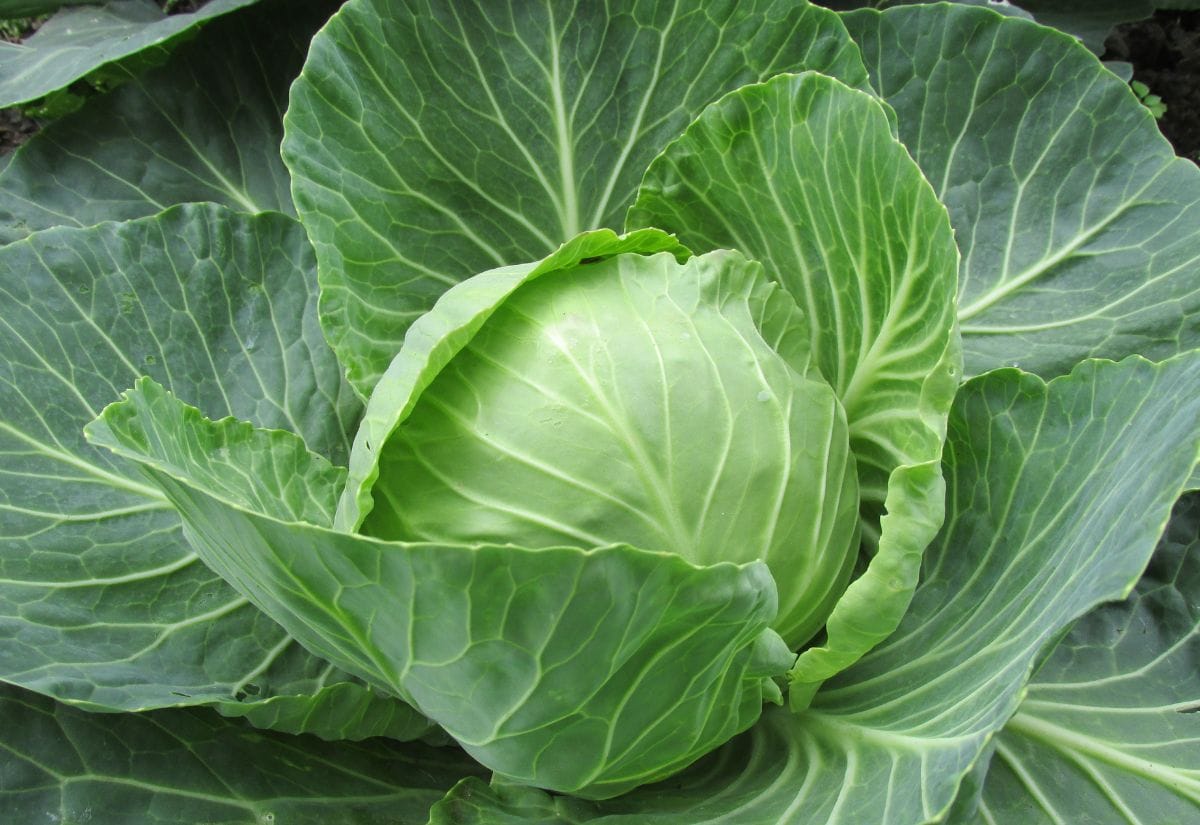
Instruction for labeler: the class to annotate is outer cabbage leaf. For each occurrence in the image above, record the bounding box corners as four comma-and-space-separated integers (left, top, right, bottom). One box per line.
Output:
86, 373, 794, 800
0, 0, 262, 108
0, 0, 336, 244
282, 0, 872, 395
430, 354, 1200, 824
0, 204, 428, 741
628, 71, 960, 703
968, 494, 1200, 824
843, 4, 1200, 379
0, 681, 484, 824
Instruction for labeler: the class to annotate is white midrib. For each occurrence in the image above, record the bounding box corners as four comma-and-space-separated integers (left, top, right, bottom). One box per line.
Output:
957, 173, 1154, 323
154, 102, 262, 213
547, 5, 578, 238
1006, 709, 1200, 800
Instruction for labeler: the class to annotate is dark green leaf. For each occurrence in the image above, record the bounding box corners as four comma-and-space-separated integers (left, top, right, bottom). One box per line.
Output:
0, 0, 337, 243
0, 0, 262, 108
826, 1, 1147, 52
974, 494, 1200, 823
0, 205, 425, 741
844, 5, 1200, 379
0, 681, 483, 824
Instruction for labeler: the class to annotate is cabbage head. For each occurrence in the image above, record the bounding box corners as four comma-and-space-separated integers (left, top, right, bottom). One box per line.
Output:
340, 245, 861, 651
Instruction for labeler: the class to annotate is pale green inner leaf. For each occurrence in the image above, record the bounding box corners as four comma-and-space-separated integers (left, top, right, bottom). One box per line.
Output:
365, 250, 859, 648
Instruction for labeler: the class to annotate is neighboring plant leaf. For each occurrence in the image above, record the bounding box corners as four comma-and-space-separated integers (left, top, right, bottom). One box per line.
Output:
0, 0, 337, 244
843, 5, 1200, 379
0, 0, 262, 108
87, 376, 794, 800
431, 355, 1200, 823
0, 681, 484, 824
283, 0, 873, 395
628, 71, 960, 702
971, 493, 1200, 824
0, 204, 428, 741
0, 1, 91, 15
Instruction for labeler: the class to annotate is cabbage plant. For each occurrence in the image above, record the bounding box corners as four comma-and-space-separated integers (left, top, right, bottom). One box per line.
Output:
2, 0, 1200, 823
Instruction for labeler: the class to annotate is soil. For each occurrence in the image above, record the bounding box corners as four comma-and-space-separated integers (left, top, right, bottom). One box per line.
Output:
1106, 11, 1200, 164
0, 14, 40, 154
0, 106, 37, 154
162, 0, 207, 12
